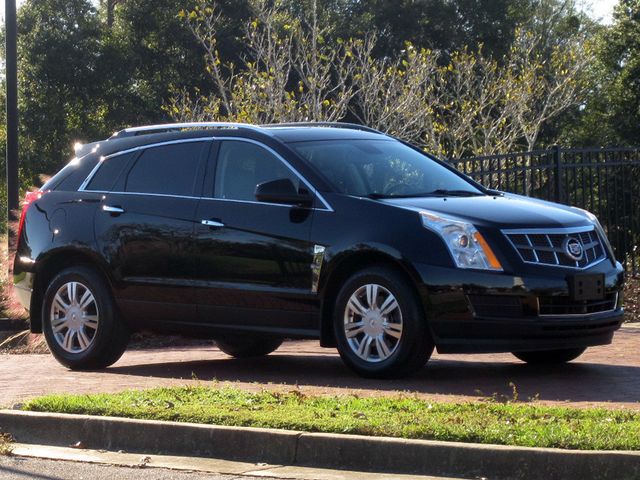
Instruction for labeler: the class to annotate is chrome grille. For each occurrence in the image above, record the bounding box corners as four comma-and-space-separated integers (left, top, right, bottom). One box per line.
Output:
503, 227, 606, 268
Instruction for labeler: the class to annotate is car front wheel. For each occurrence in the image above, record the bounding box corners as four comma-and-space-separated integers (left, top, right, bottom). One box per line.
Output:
42, 266, 129, 370
333, 266, 433, 378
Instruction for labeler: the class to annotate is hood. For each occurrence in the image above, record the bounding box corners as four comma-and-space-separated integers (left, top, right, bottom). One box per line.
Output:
381, 193, 592, 229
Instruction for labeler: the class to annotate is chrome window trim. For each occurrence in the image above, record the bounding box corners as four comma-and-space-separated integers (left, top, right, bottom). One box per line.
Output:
502, 225, 608, 270
537, 292, 619, 317
77, 136, 334, 212
199, 196, 315, 209
91, 191, 201, 201
89, 190, 317, 210
78, 137, 215, 192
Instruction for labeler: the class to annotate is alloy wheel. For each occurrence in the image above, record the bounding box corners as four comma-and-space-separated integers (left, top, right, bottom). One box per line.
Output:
343, 283, 403, 363
49, 281, 99, 353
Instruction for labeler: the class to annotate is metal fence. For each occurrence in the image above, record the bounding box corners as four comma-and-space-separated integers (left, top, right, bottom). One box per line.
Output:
449, 147, 640, 276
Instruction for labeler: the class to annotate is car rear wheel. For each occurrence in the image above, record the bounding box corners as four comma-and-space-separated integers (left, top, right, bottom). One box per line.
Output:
512, 347, 586, 364
215, 336, 283, 358
333, 266, 433, 378
42, 266, 130, 370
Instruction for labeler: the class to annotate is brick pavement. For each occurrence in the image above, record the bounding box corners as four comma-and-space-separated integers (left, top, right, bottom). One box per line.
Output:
1, 326, 638, 409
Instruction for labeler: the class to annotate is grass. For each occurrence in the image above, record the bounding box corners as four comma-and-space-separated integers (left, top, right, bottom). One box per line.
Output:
23, 386, 640, 451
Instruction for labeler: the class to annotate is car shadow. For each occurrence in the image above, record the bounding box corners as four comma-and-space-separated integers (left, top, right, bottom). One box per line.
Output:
104, 350, 640, 405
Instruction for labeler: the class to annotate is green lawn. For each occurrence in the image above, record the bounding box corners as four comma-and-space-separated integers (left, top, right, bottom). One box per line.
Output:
23, 386, 640, 451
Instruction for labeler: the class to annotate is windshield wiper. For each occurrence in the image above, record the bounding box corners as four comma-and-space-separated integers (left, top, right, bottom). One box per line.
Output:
426, 189, 485, 197
366, 189, 484, 199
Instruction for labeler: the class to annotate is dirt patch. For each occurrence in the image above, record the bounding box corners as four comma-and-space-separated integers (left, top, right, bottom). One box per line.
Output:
0, 331, 48, 354
0, 330, 211, 355
0, 432, 13, 455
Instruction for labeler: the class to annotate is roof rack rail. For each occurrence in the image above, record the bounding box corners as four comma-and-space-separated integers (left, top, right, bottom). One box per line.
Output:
109, 122, 265, 139
261, 122, 384, 135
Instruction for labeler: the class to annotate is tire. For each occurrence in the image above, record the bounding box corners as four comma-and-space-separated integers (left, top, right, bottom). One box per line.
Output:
512, 347, 586, 364
333, 266, 434, 378
216, 336, 283, 358
42, 266, 130, 370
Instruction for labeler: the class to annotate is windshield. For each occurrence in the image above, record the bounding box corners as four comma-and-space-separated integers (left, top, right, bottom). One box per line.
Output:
288, 139, 482, 198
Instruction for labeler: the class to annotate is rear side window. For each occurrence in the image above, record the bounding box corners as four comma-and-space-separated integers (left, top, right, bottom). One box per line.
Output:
85, 152, 136, 192
123, 142, 205, 196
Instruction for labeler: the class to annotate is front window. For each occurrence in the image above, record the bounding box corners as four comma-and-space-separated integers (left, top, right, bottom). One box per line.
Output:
289, 139, 482, 198
214, 141, 301, 201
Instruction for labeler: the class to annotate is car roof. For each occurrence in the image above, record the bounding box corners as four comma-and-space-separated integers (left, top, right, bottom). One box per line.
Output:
71, 122, 392, 162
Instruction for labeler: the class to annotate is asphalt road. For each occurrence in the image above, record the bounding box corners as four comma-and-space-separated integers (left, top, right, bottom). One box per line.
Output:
1, 325, 639, 409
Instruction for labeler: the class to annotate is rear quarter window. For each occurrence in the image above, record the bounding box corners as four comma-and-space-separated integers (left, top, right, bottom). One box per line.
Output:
43, 155, 99, 192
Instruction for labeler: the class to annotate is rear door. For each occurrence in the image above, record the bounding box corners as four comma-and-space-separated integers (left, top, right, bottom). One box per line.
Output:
193, 139, 320, 334
90, 139, 210, 325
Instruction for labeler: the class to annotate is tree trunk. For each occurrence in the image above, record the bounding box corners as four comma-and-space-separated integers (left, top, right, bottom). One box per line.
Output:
102, 0, 120, 28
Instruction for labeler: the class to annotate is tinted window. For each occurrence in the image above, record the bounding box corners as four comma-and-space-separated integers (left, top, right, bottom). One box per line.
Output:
290, 139, 481, 197
46, 155, 100, 192
124, 142, 204, 196
85, 152, 135, 192
214, 141, 300, 201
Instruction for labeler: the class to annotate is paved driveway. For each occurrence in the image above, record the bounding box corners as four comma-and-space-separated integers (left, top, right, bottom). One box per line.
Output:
1, 326, 639, 410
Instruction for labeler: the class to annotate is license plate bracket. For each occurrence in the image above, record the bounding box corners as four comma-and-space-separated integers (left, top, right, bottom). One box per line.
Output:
568, 274, 605, 301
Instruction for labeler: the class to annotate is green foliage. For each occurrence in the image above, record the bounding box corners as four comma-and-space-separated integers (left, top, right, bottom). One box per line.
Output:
24, 386, 640, 450
10, 0, 247, 186
3, 0, 636, 194
18, 0, 104, 177
174, 1, 591, 158
578, 0, 640, 146
334, 0, 534, 59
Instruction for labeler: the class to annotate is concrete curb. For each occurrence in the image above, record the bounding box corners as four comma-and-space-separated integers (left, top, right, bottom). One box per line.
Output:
1, 410, 639, 480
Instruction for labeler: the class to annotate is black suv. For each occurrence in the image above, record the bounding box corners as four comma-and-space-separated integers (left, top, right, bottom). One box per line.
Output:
13, 122, 625, 378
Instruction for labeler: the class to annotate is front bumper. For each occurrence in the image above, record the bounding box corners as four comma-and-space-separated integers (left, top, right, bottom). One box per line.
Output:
414, 260, 625, 354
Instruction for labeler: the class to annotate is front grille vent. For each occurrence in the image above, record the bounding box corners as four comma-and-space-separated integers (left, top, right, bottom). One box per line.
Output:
467, 294, 523, 318
538, 293, 618, 316
503, 227, 606, 268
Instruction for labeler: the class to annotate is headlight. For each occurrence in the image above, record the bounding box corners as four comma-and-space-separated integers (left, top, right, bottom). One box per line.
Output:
420, 210, 503, 271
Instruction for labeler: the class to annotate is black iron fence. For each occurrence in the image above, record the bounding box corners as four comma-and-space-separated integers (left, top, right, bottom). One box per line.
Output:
449, 147, 640, 276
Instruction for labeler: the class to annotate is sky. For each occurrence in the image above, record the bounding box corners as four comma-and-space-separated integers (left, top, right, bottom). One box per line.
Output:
582, 0, 618, 23
0, 0, 621, 25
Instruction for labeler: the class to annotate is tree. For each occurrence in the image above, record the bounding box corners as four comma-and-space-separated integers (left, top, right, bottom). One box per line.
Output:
507, 26, 591, 151
593, 0, 640, 145
171, 0, 360, 123
99, 0, 123, 28
17, 0, 104, 177
340, 0, 535, 58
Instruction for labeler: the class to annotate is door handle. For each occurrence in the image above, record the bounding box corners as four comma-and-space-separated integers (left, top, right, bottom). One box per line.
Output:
103, 205, 125, 214
201, 219, 225, 228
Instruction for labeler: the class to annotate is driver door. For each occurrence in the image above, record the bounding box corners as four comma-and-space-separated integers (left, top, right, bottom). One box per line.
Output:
193, 139, 317, 333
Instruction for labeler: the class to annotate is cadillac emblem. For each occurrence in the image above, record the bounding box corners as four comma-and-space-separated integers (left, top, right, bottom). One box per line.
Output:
563, 237, 584, 261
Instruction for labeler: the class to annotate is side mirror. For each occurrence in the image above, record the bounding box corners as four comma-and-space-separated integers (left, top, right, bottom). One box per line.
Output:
255, 178, 313, 207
